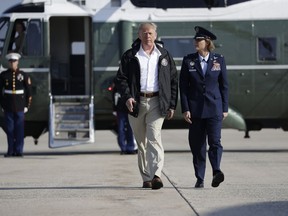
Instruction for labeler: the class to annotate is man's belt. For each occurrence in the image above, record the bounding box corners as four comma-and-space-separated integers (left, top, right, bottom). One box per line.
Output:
140, 92, 159, 98
4, 90, 24, 94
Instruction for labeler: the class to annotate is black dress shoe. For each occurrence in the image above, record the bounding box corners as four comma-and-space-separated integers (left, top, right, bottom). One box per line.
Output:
14, 153, 23, 157
151, 176, 163, 190
195, 180, 204, 188
142, 181, 152, 188
4, 154, 13, 158
121, 150, 137, 155
126, 150, 137, 155
212, 171, 224, 187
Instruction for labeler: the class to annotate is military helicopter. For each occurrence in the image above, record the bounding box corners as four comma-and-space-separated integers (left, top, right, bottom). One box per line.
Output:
0, 0, 287, 148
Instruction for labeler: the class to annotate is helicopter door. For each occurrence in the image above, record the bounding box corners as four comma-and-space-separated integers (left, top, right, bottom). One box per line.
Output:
49, 16, 94, 148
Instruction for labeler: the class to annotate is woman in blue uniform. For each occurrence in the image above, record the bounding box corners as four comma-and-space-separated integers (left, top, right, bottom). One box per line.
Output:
179, 26, 229, 188
0, 53, 32, 157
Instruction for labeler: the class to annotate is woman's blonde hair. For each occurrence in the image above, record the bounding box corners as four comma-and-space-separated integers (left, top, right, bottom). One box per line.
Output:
206, 39, 215, 51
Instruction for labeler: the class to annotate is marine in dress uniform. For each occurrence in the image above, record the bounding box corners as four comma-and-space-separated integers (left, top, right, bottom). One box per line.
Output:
179, 26, 229, 188
0, 53, 32, 157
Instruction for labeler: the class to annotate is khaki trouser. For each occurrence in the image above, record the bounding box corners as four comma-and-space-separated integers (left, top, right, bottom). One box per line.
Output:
128, 96, 165, 182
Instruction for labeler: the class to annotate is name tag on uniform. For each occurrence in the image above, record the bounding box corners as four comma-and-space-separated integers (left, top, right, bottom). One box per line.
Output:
189, 69, 196, 72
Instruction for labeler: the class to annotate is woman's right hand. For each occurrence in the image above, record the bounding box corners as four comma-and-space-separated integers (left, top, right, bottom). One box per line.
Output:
183, 111, 192, 124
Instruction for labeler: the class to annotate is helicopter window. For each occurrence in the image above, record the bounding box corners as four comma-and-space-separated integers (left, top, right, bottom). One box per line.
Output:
68, 0, 86, 6
8, 19, 43, 56
160, 37, 195, 59
257, 37, 277, 62
0, 18, 10, 56
72, 42, 85, 55
25, 19, 43, 56
9, 19, 28, 54
130, 0, 251, 8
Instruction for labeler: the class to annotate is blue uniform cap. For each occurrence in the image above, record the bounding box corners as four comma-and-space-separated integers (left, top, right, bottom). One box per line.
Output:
6, 53, 21, 61
194, 26, 217, 40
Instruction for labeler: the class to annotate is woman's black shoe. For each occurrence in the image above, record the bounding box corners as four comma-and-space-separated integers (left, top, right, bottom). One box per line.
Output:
195, 180, 204, 188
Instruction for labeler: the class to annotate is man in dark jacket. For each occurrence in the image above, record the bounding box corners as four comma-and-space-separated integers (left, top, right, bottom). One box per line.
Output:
0, 53, 32, 157
112, 78, 137, 154
115, 22, 178, 189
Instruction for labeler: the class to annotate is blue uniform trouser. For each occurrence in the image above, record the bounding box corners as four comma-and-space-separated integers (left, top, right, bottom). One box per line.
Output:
4, 111, 25, 155
117, 111, 135, 153
188, 115, 223, 181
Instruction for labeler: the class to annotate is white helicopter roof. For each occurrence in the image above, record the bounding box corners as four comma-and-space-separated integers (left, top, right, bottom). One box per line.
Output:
3, 0, 91, 19
88, 0, 288, 22
44, 1, 90, 16
2, 0, 288, 22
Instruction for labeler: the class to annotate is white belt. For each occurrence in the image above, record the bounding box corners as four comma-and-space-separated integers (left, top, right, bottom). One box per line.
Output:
4, 90, 24, 94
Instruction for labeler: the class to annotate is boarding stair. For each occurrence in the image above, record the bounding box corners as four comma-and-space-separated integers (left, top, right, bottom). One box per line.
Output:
49, 95, 94, 148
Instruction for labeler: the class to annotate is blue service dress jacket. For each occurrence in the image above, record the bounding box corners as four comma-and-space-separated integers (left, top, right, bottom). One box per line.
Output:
179, 52, 228, 118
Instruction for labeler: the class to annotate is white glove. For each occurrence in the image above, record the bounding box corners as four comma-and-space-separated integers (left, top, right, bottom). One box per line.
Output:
24, 107, 28, 113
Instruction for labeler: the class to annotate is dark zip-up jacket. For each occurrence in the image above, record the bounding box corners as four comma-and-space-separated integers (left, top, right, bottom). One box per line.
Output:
115, 39, 178, 117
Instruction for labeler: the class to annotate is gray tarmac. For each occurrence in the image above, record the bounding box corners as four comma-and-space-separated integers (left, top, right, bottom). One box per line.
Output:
0, 128, 287, 216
